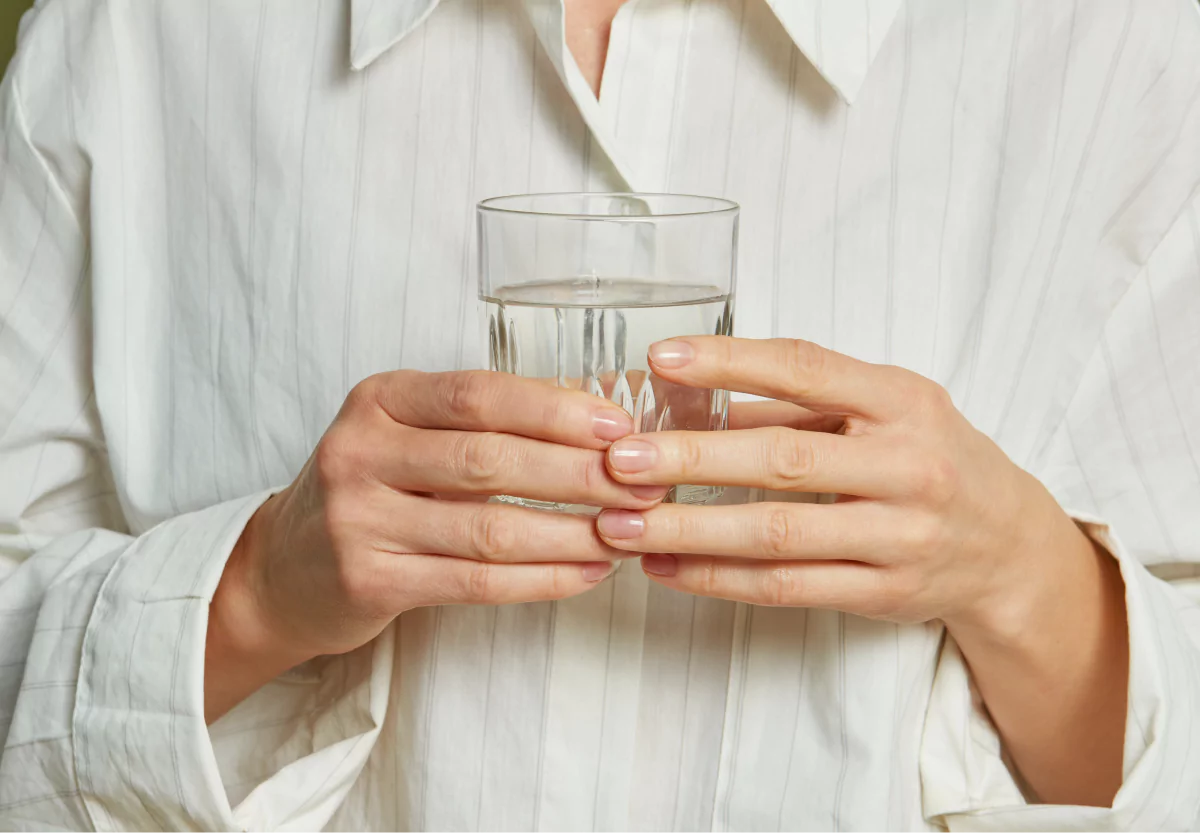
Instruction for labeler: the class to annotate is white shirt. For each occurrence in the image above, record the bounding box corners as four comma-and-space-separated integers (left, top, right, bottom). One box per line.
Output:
3, 0, 1200, 828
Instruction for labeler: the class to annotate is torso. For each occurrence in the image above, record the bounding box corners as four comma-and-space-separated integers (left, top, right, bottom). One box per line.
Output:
57, 0, 1198, 827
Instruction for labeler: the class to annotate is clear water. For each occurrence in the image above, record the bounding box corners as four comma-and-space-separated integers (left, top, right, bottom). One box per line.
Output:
483, 277, 733, 510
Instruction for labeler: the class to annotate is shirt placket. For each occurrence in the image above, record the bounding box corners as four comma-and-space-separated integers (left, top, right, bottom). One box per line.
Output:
513, 2, 696, 828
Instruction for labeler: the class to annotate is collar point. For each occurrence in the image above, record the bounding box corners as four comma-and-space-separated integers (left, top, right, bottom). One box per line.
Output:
350, 0, 443, 71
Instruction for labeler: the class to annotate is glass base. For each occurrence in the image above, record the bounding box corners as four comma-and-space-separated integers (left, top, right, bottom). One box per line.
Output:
670, 484, 724, 505
495, 494, 570, 512
496, 484, 724, 512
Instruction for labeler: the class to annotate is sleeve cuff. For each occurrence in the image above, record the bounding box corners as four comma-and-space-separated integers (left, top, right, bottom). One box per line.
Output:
920, 510, 1200, 831
73, 492, 394, 831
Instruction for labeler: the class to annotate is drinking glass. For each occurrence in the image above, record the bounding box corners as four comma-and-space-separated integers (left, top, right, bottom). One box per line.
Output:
477, 192, 739, 510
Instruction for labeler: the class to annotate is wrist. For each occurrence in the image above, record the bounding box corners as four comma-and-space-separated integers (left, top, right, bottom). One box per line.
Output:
942, 492, 1129, 806
946, 483, 1115, 658
205, 492, 312, 721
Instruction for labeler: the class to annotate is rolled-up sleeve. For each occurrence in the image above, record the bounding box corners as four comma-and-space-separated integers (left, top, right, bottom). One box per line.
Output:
0, 4, 389, 830
921, 193, 1200, 830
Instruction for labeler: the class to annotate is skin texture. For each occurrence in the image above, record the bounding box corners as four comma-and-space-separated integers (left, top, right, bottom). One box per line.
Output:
595, 337, 1128, 808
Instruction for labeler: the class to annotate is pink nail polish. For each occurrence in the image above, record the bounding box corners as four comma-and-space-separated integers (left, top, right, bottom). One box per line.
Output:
582, 562, 616, 582
648, 340, 695, 369
593, 409, 634, 442
597, 510, 645, 539
609, 439, 657, 473
642, 553, 678, 577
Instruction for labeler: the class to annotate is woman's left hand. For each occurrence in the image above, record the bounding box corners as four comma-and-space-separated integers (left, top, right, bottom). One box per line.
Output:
596, 336, 1099, 638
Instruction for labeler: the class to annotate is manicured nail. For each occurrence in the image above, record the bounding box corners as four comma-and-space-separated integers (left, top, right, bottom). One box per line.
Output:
642, 554, 678, 577
593, 409, 634, 443
649, 340, 695, 369
597, 510, 645, 539
629, 484, 669, 501
582, 561, 617, 582
609, 439, 657, 473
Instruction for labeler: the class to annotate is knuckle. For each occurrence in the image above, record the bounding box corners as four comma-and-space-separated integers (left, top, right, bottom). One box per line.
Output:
763, 566, 799, 606
470, 510, 521, 561
917, 453, 960, 506
573, 453, 608, 496
712, 336, 735, 369
464, 562, 494, 604
909, 374, 954, 418
669, 509, 702, 548
549, 564, 571, 599
768, 432, 818, 486
540, 393, 574, 435
332, 550, 384, 607
677, 435, 706, 478
445, 372, 496, 422
887, 570, 921, 607
322, 492, 358, 536
698, 558, 720, 597
457, 434, 512, 489
861, 571, 910, 620
902, 512, 945, 553
321, 494, 372, 564
782, 339, 828, 391
761, 508, 800, 558
313, 428, 361, 489
343, 374, 383, 413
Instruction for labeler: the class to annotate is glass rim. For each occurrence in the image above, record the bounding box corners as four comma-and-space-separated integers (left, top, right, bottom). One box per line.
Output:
477, 191, 740, 220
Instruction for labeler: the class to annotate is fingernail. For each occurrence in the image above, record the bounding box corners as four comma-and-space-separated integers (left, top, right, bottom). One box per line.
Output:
582, 561, 617, 582
642, 553, 678, 577
649, 340, 695, 369
630, 484, 669, 501
609, 439, 657, 473
593, 409, 634, 443
597, 510, 645, 539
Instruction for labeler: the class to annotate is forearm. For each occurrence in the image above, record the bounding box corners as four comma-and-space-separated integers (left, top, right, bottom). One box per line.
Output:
949, 509, 1129, 807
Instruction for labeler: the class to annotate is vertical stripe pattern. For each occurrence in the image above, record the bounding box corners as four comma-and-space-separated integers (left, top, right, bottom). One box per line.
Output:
2, 0, 1200, 829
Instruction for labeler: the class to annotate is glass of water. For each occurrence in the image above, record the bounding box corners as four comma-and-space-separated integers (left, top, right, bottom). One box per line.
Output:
477, 192, 739, 510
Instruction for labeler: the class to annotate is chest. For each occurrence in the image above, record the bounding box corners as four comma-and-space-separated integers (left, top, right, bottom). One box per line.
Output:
88, 0, 1158, 523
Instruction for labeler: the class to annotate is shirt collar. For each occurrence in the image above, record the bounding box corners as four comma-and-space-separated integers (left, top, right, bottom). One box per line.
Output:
349, 0, 442, 71
761, 0, 903, 104
349, 0, 902, 105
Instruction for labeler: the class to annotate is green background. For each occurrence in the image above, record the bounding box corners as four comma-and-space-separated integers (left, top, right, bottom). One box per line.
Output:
2, 1, 34, 73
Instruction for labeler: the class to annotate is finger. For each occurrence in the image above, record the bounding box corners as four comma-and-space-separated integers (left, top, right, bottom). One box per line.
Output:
357, 370, 634, 449
395, 497, 636, 563
637, 554, 885, 610
647, 336, 918, 420
392, 553, 618, 607
728, 400, 845, 433
606, 427, 908, 498
595, 502, 885, 561
393, 429, 667, 508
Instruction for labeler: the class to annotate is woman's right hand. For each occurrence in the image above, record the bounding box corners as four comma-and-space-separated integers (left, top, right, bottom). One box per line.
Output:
204, 370, 664, 721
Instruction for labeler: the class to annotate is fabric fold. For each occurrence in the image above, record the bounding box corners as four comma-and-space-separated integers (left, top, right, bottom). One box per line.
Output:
67, 491, 393, 831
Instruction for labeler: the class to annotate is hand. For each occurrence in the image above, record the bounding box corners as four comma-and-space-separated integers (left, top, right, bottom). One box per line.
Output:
593, 336, 1129, 807
206, 370, 664, 721
594, 336, 1098, 639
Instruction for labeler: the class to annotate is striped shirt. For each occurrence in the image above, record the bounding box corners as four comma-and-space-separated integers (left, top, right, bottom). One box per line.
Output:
3, 0, 1200, 828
